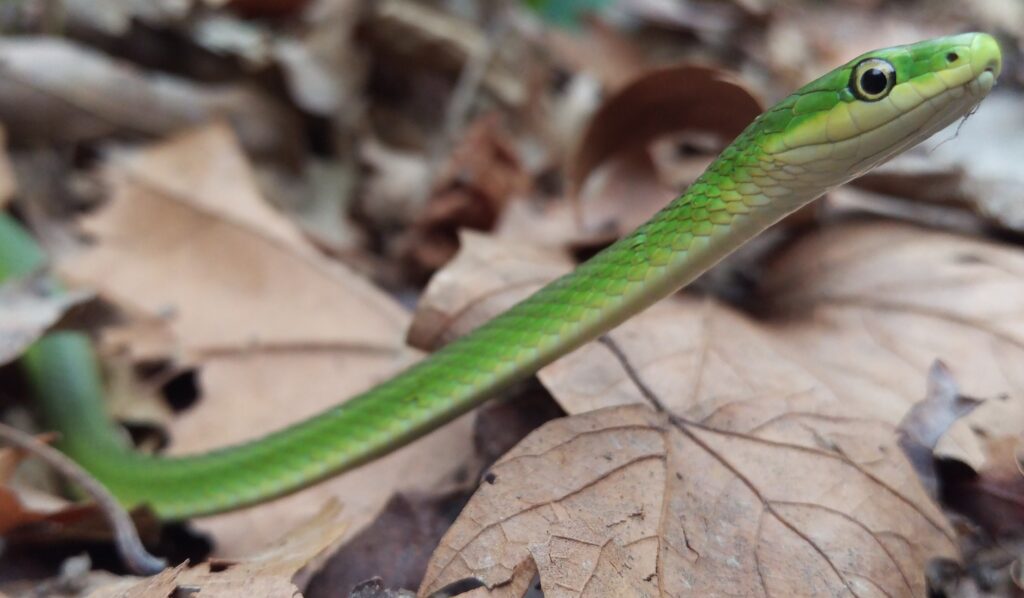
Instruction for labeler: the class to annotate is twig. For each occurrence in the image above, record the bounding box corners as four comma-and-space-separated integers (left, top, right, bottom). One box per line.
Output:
0, 422, 166, 575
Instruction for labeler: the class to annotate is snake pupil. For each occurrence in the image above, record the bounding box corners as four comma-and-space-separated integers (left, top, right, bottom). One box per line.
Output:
860, 69, 888, 95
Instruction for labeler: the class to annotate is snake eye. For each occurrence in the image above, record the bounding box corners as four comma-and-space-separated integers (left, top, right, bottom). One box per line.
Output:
850, 58, 896, 101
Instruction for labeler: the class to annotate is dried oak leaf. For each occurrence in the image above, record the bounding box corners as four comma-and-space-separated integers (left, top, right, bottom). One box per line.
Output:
411, 222, 1024, 593
57, 123, 476, 556
420, 403, 953, 596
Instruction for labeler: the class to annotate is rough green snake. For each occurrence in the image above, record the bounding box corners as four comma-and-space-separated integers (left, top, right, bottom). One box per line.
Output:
0, 33, 1002, 520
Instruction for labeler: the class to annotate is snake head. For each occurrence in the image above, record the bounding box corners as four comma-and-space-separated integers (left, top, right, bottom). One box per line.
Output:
755, 32, 1002, 189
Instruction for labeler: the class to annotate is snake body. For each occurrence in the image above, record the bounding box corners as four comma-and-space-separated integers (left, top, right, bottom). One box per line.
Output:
1, 33, 1001, 519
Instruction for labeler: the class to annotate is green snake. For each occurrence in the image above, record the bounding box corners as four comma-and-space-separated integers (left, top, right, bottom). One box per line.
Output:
0, 33, 1002, 520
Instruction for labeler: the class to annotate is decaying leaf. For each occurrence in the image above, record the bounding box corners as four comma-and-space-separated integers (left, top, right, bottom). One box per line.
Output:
88, 500, 348, 597
411, 221, 1024, 593
859, 93, 1024, 232
420, 404, 954, 596
401, 116, 530, 280
62, 122, 407, 360
757, 222, 1024, 469
0, 272, 91, 366
570, 64, 762, 194
411, 225, 1024, 471
407, 231, 573, 352
897, 361, 983, 497
0, 444, 65, 536
55, 123, 477, 556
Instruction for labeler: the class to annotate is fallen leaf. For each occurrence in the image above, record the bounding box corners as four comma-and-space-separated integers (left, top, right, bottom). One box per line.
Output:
401, 116, 530, 281
88, 500, 348, 597
895, 366, 1024, 545
569, 63, 762, 195
897, 361, 983, 497
62, 122, 407, 359
420, 403, 954, 596
406, 231, 573, 352
55, 123, 477, 556
542, 18, 649, 91
521, 64, 765, 256
526, 222, 1024, 470
0, 37, 301, 158
757, 222, 1024, 469
859, 93, 1024, 232
0, 272, 91, 366
411, 221, 1024, 593
0, 445, 63, 535
359, 139, 433, 231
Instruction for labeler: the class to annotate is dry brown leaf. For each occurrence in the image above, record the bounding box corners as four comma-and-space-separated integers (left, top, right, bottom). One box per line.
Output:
420, 403, 954, 596
897, 361, 983, 498
860, 93, 1024, 232
0, 442, 132, 546
542, 19, 649, 91
61, 122, 407, 360
172, 349, 475, 556
88, 500, 347, 598
0, 37, 301, 157
407, 231, 573, 352
415, 223, 1024, 472
756, 222, 1024, 469
60, 0, 192, 36
401, 116, 530, 281
0, 272, 91, 366
0, 445, 64, 535
410, 221, 1024, 593
56, 123, 476, 555
569, 64, 762, 195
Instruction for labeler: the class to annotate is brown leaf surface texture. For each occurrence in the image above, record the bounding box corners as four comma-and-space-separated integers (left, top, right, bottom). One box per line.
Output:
411, 222, 1024, 595
569, 64, 762, 195
420, 404, 953, 596
62, 122, 408, 359
88, 500, 348, 597
58, 124, 476, 556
